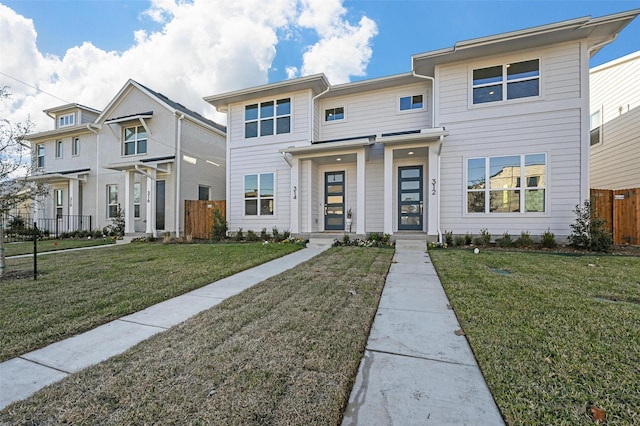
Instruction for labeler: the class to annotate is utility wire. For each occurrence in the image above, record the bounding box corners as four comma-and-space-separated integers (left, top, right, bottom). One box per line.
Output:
0, 71, 72, 104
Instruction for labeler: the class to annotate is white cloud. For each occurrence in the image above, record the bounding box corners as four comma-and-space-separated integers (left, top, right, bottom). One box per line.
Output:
0, 0, 377, 133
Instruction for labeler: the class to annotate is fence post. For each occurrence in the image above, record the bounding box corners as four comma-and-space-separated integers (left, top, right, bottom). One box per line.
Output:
33, 222, 38, 280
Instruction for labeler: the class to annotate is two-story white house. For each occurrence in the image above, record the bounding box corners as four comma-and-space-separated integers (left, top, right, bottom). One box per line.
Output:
28, 80, 226, 237
590, 50, 640, 190
205, 10, 638, 242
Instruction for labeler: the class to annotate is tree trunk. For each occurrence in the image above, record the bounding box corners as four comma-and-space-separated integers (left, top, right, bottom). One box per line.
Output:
0, 225, 5, 278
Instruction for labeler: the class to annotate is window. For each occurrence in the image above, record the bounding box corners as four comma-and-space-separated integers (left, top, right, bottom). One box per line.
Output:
467, 153, 546, 213
36, 144, 45, 168
198, 185, 210, 201
245, 98, 291, 138
244, 173, 274, 216
54, 189, 63, 218
123, 125, 147, 155
134, 183, 141, 218
58, 113, 75, 128
399, 95, 423, 111
325, 107, 345, 121
72, 137, 80, 156
473, 59, 539, 104
590, 110, 602, 146
107, 185, 118, 218
55, 140, 63, 158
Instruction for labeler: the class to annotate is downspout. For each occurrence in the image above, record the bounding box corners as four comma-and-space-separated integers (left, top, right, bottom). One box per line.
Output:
175, 114, 184, 237
87, 124, 100, 229
437, 136, 444, 243
310, 87, 331, 143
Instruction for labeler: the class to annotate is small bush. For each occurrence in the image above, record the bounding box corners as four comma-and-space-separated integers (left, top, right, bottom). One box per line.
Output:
246, 230, 259, 242
261, 228, 269, 241
444, 230, 453, 246
454, 235, 465, 246
235, 228, 244, 242
473, 228, 491, 246
272, 227, 283, 242
342, 234, 351, 245
514, 231, 535, 248
568, 200, 613, 252
211, 205, 228, 241
464, 232, 472, 245
282, 230, 291, 240
541, 229, 557, 248
496, 232, 513, 248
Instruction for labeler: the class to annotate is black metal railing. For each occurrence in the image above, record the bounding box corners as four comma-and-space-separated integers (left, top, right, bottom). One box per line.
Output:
1, 213, 93, 242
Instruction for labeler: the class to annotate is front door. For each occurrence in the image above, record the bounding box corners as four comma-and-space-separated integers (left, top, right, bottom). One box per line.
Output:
324, 171, 345, 231
398, 166, 423, 230
156, 180, 165, 230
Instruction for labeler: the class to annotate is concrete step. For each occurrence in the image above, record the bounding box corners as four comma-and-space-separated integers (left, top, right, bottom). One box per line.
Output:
307, 237, 336, 249
394, 239, 427, 251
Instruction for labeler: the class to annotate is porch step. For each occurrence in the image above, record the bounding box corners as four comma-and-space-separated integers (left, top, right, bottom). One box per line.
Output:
394, 239, 428, 251
307, 237, 336, 249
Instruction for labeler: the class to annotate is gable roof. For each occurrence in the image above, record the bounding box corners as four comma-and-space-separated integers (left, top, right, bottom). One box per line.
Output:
43, 103, 101, 118
413, 9, 640, 75
96, 79, 225, 134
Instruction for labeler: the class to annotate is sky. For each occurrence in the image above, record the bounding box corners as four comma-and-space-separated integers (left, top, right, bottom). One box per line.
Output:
1, 0, 639, 132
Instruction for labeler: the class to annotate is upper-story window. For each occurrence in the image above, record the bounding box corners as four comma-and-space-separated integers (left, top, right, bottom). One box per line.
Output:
123, 125, 147, 156
590, 110, 602, 146
325, 107, 345, 122
55, 140, 63, 158
472, 59, 540, 104
36, 144, 45, 168
245, 98, 291, 138
399, 95, 423, 111
58, 113, 75, 128
72, 137, 80, 156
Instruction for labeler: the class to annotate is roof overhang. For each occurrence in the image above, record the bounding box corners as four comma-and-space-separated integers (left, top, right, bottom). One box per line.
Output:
279, 137, 375, 156
27, 168, 91, 182
322, 73, 427, 99
412, 9, 640, 75
43, 103, 101, 118
104, 112, 153, 124
378, 128, 449, 146
27, 124, 97, 142
205, 74, 330, 112
104, 156, 175, 172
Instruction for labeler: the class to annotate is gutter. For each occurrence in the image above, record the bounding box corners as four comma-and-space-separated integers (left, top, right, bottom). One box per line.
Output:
412, 71, 436, 127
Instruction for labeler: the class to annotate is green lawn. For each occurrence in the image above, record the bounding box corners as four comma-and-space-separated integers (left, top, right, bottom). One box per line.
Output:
0, 247, 393, 425
0, 242, 302, 361
430, 249, 640, 425
2, 238, 115, 257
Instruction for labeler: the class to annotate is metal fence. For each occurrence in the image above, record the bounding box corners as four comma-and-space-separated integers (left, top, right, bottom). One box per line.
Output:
1, 213, 93, 242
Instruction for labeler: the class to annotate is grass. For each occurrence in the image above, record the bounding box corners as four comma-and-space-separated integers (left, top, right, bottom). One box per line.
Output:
429, 249, 640, 425
0, 247, 393, 424
2, 238, 115, 257
0, 242, 303, 362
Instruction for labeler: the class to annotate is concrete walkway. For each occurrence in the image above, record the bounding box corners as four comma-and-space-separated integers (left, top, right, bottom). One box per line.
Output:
0, 245, 328, 410
342, 240, 504, 425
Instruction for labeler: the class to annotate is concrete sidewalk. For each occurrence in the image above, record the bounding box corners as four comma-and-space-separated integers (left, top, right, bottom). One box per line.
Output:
0, 245, 329, 410
342, 240, 504, 425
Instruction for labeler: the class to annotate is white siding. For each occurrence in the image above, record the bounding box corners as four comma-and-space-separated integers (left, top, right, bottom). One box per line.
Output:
365, 144, 385, 232
318, 82, 432, 141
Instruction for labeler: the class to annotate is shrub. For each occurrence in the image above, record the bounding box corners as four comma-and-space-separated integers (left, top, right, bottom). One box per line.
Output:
568, 200, 613, 252
464, 232, 472, 245
246, 230, 259, 242
473, 228, 491, 246
261, 228, 269, 241
272, 227, 283, 242
541, 228, 557, 248
444, 230, 453, 246
211, 205, 228, 241
235, 228, 244, 242
282, 230, 291, 240
454, 235, 465, 246
342, 234, 351, 245
514, 231, 535, 248
496, 232, 513, 248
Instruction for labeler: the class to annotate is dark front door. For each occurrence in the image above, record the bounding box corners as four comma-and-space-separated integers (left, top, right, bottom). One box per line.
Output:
324, 171, 345, 231
398, 166, 423, 230
156, 180, 165, 230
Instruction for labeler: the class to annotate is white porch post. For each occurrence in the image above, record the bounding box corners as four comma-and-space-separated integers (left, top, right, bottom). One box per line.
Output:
305, 161, 313, 233
356, 148, 366, 235
291, 157, 300, 234
124, 171, 134, 234
383, 145, 394, 235
428, 146, 439, 237
145, 168, 156, 236
68, 179, 80, 217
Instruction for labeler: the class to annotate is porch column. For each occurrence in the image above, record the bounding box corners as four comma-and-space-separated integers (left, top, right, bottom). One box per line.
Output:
428, 146, 439, 237
291, 157, 300, 234
305, 161, 313, 233
356, 148, 366, 235
124, 171, 135, 234
383, 145, 394, 235
68, 179, 80, 217
145, 168, 156, 236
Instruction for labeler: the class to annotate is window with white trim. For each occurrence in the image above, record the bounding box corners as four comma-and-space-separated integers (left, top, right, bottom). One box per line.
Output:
244, 173, 274, 215
36, 144, 45, 168
325, 107, 345, 121
134, 182, 141, 218
472, 59, 539, 104
54, 189, 63, 218
123, 125, 147, 155
58, 113, 75, 128
107, 185, 119, 218
467, 153, 546, 213
245, 98, 291, 138
72, 137, 80, 156
399, 95, 423, 111
55, 140, 63, 158
198, 185, 210, 201
590, 110, 602, 146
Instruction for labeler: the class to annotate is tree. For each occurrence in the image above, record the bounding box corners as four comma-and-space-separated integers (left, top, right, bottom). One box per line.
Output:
0, 86, 43, 277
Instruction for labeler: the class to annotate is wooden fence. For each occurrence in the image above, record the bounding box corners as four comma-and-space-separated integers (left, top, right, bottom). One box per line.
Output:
590, 188, 639, 245
184, 200, 226, 239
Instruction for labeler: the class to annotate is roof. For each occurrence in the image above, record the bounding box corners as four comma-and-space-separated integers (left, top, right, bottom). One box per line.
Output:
43, 103, 101, 118
204, 74, 330, 111
413, 9, 640, 75
590, 49, 640, 74
26, 123, 98, 143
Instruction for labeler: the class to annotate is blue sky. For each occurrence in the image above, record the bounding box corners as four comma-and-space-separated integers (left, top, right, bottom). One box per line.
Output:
1, 0, 639, 130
